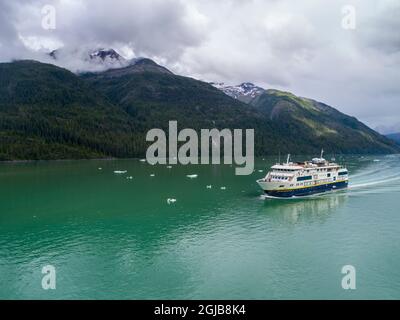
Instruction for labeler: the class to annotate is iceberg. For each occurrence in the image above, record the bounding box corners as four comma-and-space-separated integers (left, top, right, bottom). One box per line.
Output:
167, 198, 177, 204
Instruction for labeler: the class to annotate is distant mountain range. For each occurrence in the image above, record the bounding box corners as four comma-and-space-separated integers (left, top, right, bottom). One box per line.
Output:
0, 53, 398, 160
386, 133, 400, 144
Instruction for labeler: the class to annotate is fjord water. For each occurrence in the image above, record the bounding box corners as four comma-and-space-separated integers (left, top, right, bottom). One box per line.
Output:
0, 155, 399, 299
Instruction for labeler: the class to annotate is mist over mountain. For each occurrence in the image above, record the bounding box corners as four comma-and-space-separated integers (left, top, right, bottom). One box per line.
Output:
46, 47, 135, 73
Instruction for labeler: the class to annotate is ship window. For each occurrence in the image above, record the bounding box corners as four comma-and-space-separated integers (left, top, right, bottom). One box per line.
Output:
327, 173, 331, 177
297, 175, 312, 182
338, 171, 348, 176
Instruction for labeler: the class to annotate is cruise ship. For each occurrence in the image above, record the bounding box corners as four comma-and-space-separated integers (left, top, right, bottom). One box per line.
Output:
257, 151, 349, 198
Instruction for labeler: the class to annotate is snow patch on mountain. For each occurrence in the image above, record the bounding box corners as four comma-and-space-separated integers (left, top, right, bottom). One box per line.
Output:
211, 82, 265, 102
89, 48, 125, 62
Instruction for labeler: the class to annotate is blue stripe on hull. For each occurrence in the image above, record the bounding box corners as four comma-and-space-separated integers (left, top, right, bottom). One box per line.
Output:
265, 181, 348, 198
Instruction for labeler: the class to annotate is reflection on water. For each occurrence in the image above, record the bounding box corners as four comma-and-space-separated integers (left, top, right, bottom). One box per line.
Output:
260, 192, 348, 224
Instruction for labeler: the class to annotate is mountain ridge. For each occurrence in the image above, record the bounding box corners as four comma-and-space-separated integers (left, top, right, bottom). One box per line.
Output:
0, 59, 398, 160
213, 81, 397, 153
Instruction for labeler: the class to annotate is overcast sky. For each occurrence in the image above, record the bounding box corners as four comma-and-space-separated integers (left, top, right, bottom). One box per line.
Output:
1, 0, 399, 133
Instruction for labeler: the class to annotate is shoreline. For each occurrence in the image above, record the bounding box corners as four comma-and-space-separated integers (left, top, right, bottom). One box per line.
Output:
0, 153, 399, 164
0, 157, 119, 164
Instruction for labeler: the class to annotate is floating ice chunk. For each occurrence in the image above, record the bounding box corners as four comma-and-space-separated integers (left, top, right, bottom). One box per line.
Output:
150, 174, 155, 177
139, 159, 146, 162
206, 185, 212, 189
186, 174, 198, 179
114, 170, 127, 174
167, 198, 177, 204
126, 176, 133, 180
167, 166, 172, 169
98, 167, 102, 170
373, 159, 381, 162
220, 186, 226, 190
258, 170, 263, 172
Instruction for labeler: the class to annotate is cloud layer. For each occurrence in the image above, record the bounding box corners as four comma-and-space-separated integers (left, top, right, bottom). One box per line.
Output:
1, 0, 399, 132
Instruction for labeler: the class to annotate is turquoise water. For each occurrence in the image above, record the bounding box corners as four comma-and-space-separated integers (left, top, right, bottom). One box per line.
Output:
0, 155, 399, 299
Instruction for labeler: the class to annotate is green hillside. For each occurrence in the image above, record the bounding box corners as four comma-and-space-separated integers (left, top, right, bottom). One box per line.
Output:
246, 89, 399, 154
0, 60, 145, 160
0, 59, 398, 160
81, 59, 281, 144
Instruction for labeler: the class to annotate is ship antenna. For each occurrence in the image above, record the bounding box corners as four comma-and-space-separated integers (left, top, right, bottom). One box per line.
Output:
286, 154, 290, 164
321, 148, 324, 159
278, 151, 281, 164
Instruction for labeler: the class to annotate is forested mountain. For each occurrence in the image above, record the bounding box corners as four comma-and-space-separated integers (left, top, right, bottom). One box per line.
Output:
214, 83, 399, 154
249, 89, 398, 154
0, 60, 144, 160
0, 59, 398, 160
